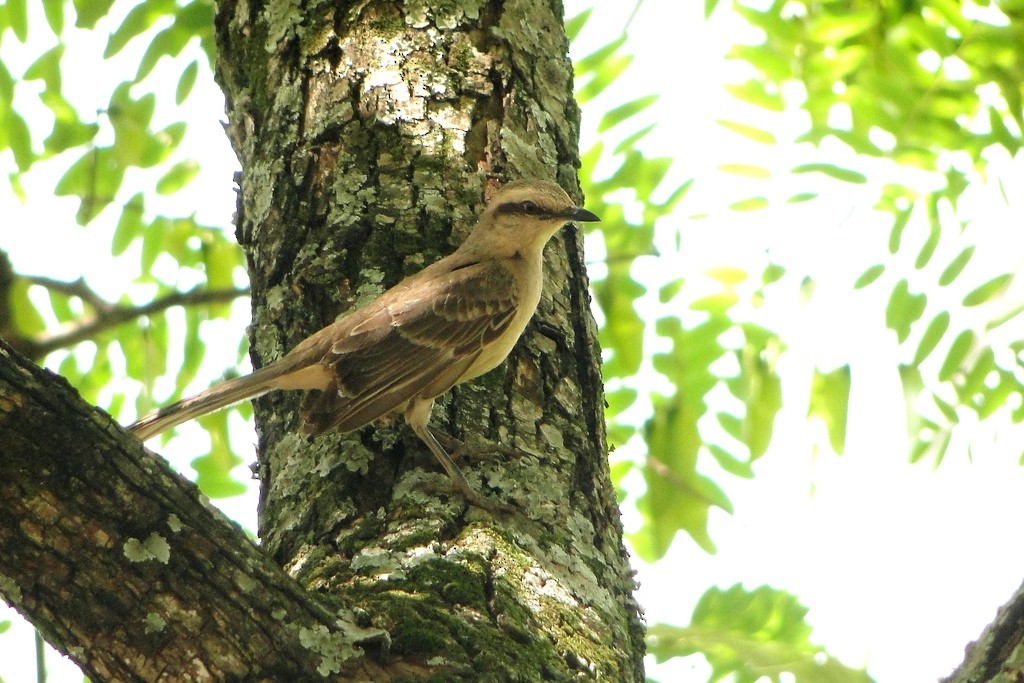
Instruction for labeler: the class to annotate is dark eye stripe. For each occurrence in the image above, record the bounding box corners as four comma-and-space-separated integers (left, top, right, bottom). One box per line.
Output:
496, 200, 552, 216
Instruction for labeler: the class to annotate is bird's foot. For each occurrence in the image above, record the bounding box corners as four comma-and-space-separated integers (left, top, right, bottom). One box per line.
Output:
417, 474, 514, 514
414, 425, 516, 514
429, 428, 523, 462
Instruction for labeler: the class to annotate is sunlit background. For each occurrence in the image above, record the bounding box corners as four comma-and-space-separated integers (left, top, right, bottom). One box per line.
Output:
3, 1, 1024, 681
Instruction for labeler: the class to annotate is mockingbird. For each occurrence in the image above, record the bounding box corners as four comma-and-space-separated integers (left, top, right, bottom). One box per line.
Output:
130, 178, 600, 507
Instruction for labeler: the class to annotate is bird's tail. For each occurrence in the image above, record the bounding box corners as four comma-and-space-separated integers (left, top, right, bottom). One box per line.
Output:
129, 365, 284, 441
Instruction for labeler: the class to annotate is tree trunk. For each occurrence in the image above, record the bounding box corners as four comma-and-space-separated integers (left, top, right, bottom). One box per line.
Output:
0, 0, 644, 679
217, 0, 643, 678
944, 578, 1024, 682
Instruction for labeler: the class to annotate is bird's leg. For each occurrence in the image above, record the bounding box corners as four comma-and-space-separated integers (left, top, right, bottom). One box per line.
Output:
428, 427, 522, 462
410, 423, 509, 512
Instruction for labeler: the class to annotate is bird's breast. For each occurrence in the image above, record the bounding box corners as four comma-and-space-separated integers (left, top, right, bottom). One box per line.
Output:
462, 256, 545, 381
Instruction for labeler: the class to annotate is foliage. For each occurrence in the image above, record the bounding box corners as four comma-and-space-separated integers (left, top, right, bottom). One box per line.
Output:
573, 0, 1024, 679
573, 9, 786, 561
649, 584, 873, 683
726, 0, 1024, 467
0, 0, 247, 494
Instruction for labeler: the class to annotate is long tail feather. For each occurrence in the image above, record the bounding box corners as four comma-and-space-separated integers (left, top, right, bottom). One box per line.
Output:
129, 366, 282, 441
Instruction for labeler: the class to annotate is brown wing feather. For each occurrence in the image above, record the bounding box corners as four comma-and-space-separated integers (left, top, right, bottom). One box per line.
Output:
300, 262, 518, 435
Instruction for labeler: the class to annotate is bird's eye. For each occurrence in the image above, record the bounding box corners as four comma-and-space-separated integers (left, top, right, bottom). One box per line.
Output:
520, 201, 542, 215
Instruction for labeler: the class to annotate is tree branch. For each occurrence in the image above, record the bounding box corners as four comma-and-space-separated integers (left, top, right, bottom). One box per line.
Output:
18, 280, 249, 360
0, 340, 404, 680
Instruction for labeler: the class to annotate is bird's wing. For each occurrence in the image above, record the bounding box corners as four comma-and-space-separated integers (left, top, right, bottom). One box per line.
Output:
300, 261, 519, 434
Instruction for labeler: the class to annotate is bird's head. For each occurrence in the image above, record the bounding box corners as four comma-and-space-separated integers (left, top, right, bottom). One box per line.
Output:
462, 179, 601, 258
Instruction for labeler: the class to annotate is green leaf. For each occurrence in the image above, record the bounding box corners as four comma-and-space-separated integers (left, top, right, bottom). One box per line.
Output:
156, 160, 200, 194
761, 263, 785, 285
138, 122, 187, 167
176, 1, 214, 32
938, 330, 974, 382
43, 117, 99, 154
706, 444, 753, 478
719, 164, 771, 179
913, 312, 950, 366
962, 273, 1011, 307
107, 1, 160, 57
939, 246, 974, 286
43, 0, 65, 34
885, 279, 926, 344
717, 412, 742, 441
598, 95, 658, 132
854, 264, 884, 289
962, 344, 995, 394
178, 308, 207, 390
977, 371, 1016, 420
577, 55, 632, 103
634, 396, 732, 558
109, 83, 159, 166
564, 9, 591, 42
0, 61, 14, 103
809, 366, 850, 455
612, 124, 656, 155
637, 317, 735, 558
6, 111, 34, 171
575, 35, 627, 75
807, 9, 877, 43
728, 44, 792, 82
176, 60, 199, 104
575, 35, 630, 104
24, 45, 64, 93
729, 196, 769, 211
192, 412, 247, 498
735, 339, 782, 459
887, 207, 913, 255
791, 163, 867, 184
724, 80, 785, 112
916, 201, 941, 269
659, 279, 684, 303
989, 106, 1021, 155
9, 279, 47, 336
933, 394, 958, 424
595, 273, 645, 379
202, 236, 242, 295
73, 0, 116, 29
649, 585, 875, 682
608, 460, 633, 502
8, 0, 28, 41
987, 304, 1024, 331
787, 191, 818, 203
55, 147, 124, 224
707, 267, 747, 285
136, 23, 193, 81
911, 426, 951, 465
692, 290, 740, 312
716, 119, 776, 144
113, 193, 146, 256
606, 386, 637, 415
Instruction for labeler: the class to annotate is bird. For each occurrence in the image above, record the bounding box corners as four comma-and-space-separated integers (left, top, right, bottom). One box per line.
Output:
129, 178, 600, 507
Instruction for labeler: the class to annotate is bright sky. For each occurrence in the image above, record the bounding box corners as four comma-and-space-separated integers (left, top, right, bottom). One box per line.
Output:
3, 1, 1024, 682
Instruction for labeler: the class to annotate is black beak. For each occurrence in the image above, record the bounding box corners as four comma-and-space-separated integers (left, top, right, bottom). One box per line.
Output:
562, 207, 601, 223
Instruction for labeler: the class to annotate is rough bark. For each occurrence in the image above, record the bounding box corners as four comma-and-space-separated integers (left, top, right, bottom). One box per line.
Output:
0, 341, 395, 680
945, 579, 1024, 682
216, 0, 643, 679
